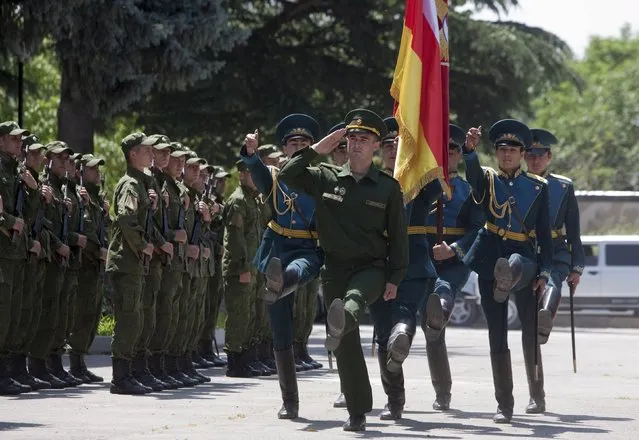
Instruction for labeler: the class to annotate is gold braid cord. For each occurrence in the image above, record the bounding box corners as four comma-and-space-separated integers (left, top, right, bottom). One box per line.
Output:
485, 168, 511, 222
270, 167, 294, 217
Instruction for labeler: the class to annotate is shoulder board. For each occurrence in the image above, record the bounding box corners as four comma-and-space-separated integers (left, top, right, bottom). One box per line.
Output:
482, 166, 497, 175
524, 172, 548, 184
549, 173, 573, 183
319, 162, 342, 171
379, 171, 399, 182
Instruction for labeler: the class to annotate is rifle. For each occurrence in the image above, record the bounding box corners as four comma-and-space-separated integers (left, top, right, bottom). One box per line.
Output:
30, 161, 52, 263
60, 170, 70, 268
76, 163, 85, 264
97, 175, 108, 271
142, 166, 156, 275
176, 166, 186, 260
12, 143, 28, 244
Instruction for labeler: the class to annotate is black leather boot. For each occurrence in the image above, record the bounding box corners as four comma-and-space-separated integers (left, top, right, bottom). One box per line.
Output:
197, 339, 215, 363
0, 357, 30, 395
192, 350, 215, 369
69, 354, 92, 384
493, 257, 523, 303
325, 298, 346, 352
377, 348, 404, 420
182, 353, 210, 383
426, 332, 452, 411
490, 351, 514, 423
260, 341, 277, 372
132, 354, 165, 391
10, 354, 49, 390
78, 354, 104, 383
149, 354, 179, 390
263, 258, 300, 304
274, 348, 299, 419
247, 346, 271, 376
48, 354, 82, 387
175, 354, 201, 386
110, 358, 152, 395
225, 351, 256, 378
293, 342, 313, 371
28, 357, 66, 389
166, 354, 195, 387
538, 285, 561, 345
523, 345, 546, 413
343, 414, 366, 432
386, 322, 413, 374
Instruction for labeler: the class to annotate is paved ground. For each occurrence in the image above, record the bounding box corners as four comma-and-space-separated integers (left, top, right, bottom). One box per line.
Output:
1, 324, 638, 440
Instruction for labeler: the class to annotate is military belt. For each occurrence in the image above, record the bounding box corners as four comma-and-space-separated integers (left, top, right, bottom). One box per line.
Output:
529, 229, 564, 239
485, 222, 530, 242
267, 220, 318, 240
407, 226, 467, 236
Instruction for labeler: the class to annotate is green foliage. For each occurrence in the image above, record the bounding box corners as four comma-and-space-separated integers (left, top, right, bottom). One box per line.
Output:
532, 26, 639, 190
97, 314, 115, 337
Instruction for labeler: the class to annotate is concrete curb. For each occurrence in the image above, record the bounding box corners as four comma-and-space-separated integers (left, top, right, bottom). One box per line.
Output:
88, 329, 226, 355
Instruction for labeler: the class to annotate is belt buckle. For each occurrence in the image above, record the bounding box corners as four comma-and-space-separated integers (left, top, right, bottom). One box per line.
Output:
497, 228, 506, 237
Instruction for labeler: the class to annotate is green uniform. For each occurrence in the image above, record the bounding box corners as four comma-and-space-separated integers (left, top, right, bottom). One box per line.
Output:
106, 166, 155, 361
254, 193, 272, 350
149, 175, 187, 355
294, 278, 318, 346
222, 184, 261, 355
69, 181, 108, 355
279, 147, 408, 416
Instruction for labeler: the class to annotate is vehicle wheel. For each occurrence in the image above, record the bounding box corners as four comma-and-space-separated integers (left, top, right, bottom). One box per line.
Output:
449, 297, 479, 327
507, 297, 521, 329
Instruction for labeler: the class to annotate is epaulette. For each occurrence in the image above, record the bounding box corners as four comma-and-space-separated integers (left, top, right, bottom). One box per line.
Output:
549, 173, 573, 184
379, 170, 399, 183
482, 166, 497, 176
524, 172, 548, 184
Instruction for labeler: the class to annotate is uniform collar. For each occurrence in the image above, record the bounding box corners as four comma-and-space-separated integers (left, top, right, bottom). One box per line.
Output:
0, 151, 17, 167
539, 169, 550, 178
498, 167, 522, 179
337, 162, 380, 183
127, 165, 148, 181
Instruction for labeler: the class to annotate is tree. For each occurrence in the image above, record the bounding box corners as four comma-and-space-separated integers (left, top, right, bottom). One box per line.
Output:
532, 26, 639, 190
138, 0, 576, 167
41, 0, 246, 153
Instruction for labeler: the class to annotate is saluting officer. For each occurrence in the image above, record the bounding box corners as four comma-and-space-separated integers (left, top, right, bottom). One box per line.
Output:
422, 124, 485, 411
463, 120, 553, 423
279, 109, 408, 432
523, 128, 584, 413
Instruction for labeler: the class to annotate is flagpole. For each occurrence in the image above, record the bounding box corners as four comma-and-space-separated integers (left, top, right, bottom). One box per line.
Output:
436, 0, 450, 244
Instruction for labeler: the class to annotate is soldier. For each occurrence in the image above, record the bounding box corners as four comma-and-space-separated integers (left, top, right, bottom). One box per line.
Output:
292, 278, 321, 371
524, 128, 584, 413
106, 132, 159, 395
258, 144, 282, 168
371, 117, 442, 421
328, 123, 348, 166
222, 159, 262, 378
67, 154, 110, 383
279, 109, 409, 431
0, 122, 40, 395
241, 114, 325, 418
148, 142, 193, 388
463, 120, 552, 423
422, 124, 485, 410
177, 153, 212, 384
197, 166, 229, 367
10, 135, 53, 391
135, 134, 176, 391
28, 142, 74, 390
46, 148, 89, 387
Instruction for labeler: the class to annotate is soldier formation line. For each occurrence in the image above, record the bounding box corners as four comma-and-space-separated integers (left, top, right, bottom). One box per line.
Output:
0, 110, 584, 432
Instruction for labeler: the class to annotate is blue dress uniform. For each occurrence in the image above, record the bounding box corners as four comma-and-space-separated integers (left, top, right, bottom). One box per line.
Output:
240, 113, 324, 420
421, 124, 485, 411
463, 119, 553, 423
527, 129, 585, 347
370, 116, 442, 421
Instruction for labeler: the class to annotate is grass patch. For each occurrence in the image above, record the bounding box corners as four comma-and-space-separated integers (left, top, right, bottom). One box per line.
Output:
216, 310, 227, 329
97, 314, 115, 336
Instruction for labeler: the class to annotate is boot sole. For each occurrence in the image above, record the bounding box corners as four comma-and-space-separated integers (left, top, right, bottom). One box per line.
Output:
387, 333, 411, 373
265, 258, 284, 294
326, 299, 346, 352
426, 294, 445, 342
493, 258, 513, 303
538, 309, 553, 345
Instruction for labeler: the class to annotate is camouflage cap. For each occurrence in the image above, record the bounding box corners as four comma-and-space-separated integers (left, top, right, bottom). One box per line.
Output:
70, 152, 82, 161
257, 144, 278, 156
200, 163, 215, 173
214, 166, 230, 178
23, 134, 46, 151
46, 140, 74, 156
267, 150, 284, 159
120, 132, 156, 153
80, 153, 106, 168
0, 121, 29, 136
148, 134, 172, 150
169, 141, 191, 158
186, 157, 206, 166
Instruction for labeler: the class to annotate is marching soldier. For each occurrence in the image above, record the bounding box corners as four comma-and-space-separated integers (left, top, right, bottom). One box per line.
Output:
422, 124, 485, 410
372, 117, 442, 421
197, 166, 229, 367
106, 132, 159, 395
279, 109, 408, 431
68, 154, 110, 383
463, 120, 552, 423
241, 114, 325, 418
11, 135, 52, 390
0, 122, 40, 395
523, 128, 584, 413
222, 159, 262, 378
29, 142, 74, 390
258, 144, 283, 167
293, 278, 321, 371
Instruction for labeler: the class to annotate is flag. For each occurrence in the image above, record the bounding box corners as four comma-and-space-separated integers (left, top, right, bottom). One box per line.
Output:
391, 0, 450, 203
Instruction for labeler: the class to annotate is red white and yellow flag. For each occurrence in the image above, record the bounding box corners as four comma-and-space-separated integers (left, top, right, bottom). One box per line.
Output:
391, 0, 450, 203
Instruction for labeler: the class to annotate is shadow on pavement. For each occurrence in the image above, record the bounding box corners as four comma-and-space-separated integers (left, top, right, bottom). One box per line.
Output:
0, 421, 46, 431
